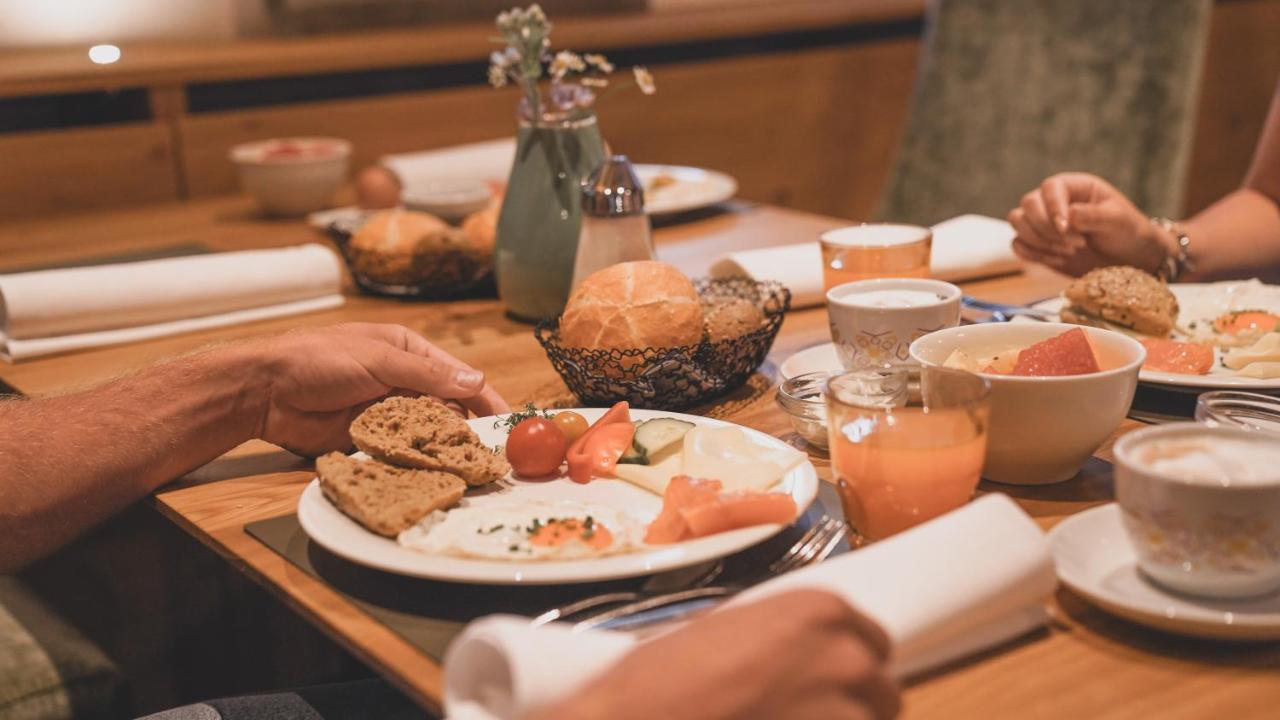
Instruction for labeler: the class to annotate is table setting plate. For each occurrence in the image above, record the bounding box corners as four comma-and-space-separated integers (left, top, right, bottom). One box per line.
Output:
1049, 504, 1280, 641
634, 164, 738, 216
297, 408, 819, 585
1029, 282, 1280, 392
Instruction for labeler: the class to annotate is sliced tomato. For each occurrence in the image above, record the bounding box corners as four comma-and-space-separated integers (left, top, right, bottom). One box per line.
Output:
565, 401, 632, 483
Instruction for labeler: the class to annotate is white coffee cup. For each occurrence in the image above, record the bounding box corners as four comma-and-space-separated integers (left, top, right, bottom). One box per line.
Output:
1114, 422, 1280, 599
826, 278, 961, 371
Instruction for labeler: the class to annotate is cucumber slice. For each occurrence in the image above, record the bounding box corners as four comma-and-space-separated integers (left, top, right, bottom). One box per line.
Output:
618, 421, 648, 465
634, 418, 695, 458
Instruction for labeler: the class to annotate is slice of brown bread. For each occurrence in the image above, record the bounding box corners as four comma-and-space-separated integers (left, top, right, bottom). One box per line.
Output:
317, 452, 466, 537
350, 396, 510, 486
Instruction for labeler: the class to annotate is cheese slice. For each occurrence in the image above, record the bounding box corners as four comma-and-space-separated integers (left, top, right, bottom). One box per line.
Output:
680, 426, 805, 492
1225, 333, 1280, 371
612, 449, 683, 496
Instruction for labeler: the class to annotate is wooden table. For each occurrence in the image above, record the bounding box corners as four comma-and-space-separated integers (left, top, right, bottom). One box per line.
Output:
1, 197, 1276, 718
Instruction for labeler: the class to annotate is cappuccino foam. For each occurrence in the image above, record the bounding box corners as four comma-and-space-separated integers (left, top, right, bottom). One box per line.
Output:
1134, 436, 1280, 487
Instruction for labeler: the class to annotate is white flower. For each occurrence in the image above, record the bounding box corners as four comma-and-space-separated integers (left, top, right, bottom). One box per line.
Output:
549, 50, 586, 79
584, 53, 614, 74
633, 65, 656, 95
579, 77, 609, 88
488, 64, 508, 88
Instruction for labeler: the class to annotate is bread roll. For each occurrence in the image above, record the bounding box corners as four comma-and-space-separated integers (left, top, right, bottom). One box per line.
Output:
348, 208, 451, 285
559, 261, 704, 350
461, 203, 498, 255
703, 296, 765, 342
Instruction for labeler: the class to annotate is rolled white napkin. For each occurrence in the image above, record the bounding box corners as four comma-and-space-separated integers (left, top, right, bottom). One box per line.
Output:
0, 244, 344, 361
444, 494, 1055, 720
382, 139, 516, 187
709, 214, 1020, 308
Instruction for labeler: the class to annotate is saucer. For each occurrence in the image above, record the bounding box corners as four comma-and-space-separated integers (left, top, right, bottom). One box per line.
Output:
1048, 504, 1280, 640
779, 342, 841, 380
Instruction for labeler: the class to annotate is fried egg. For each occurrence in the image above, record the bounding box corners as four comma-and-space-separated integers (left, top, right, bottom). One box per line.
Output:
398, 500, 641, 561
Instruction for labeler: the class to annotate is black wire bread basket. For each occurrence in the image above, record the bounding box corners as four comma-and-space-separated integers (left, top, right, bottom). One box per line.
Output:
326, 213, 493, 299
536, 278, 791, 410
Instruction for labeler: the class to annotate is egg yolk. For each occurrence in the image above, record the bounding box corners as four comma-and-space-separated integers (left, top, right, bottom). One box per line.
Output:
529, 518, 613, 549
1213, 311, 1279, 335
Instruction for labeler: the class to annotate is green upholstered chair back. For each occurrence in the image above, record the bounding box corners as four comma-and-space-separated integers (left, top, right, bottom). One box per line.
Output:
876, 0, 1211, 226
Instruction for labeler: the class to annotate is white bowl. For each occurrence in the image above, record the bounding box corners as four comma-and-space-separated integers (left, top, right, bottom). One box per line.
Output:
230, 137, 352, 216
402, 179, 492, 222
910, 323, 1145, 485
1114, 423, 1280, 598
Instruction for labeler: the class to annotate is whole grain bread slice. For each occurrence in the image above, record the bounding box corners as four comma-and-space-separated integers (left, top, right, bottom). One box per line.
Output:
317, 452, 466, 537
350, 396, 510, 486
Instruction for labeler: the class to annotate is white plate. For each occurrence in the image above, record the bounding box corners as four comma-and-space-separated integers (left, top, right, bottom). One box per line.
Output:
297, 408, 818, 585
634, 164, 738, 217
779, 343, 842, 381
1049, 504, 1280, 641
1030, 281, 1280, 391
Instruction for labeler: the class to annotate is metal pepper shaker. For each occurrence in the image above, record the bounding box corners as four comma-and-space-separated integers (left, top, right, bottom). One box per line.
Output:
570, 155, 655, 291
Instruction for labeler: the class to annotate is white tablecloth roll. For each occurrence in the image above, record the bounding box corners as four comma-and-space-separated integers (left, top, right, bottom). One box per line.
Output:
0, 244, 344, 361
709, 214, 1021, 309
443, 494, 1056, 720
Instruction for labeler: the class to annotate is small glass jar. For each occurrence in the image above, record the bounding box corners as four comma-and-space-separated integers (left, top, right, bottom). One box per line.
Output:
1194, 391, 1280, 435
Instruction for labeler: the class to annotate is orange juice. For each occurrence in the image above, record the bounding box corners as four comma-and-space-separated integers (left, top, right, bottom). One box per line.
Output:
825, 367, 989, 541
830, 409, 987, 540
820, 224, 932, 291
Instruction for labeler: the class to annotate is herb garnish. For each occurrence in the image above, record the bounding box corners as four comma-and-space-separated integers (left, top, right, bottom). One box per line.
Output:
494, 403, 554, 432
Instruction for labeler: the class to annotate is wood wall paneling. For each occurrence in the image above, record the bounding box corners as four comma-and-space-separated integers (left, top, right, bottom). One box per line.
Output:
180, 85, 517, 197
1184, 0, 1280, 213
0, 122, 177, 220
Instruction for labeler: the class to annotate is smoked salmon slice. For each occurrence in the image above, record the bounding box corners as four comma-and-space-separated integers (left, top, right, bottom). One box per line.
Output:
644, 476, 722, 544
645, 475, 796, 544
1140, 338, 1214, 375
680, 492, 797, 538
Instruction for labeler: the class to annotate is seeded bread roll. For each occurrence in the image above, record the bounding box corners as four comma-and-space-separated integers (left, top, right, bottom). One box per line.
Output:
350, 396, 510, 486
1062, 266, 1178, 337
317, 452, 465, 537
703, 296, 766, 342
559, 261, 705, 351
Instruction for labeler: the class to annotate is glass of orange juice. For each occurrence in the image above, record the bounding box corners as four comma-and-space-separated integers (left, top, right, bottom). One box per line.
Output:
819, 224, 932, 291
825, 366, 990, 542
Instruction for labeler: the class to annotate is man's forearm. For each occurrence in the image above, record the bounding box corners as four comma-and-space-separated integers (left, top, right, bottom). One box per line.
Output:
0, 344, 268, 571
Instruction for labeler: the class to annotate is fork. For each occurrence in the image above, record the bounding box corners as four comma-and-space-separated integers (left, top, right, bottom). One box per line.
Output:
570, 516, 848, 631
962, 296, 1057, 323
534, 517, 840, 627
530, 560, 724, 627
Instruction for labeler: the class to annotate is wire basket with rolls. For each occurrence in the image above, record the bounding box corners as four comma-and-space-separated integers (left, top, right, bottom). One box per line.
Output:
326, 206, 495, 299
536, 262, 791, 410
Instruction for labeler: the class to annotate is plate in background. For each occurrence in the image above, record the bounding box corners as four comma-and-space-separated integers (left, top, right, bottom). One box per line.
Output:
635, 164, 738, 216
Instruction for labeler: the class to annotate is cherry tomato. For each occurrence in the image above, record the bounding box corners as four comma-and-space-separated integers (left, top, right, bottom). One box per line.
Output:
506, 418, 568, 478
553, 411, 589, 444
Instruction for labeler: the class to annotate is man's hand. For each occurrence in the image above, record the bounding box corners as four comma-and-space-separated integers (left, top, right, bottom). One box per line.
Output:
1008, 172, 1174, 277
534, 590, 900, 720
252, 323, 509, 456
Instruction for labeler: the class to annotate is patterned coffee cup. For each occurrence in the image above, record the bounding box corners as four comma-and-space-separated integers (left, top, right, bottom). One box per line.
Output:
1114, 423, 1280, 599
826, 278, 961, 371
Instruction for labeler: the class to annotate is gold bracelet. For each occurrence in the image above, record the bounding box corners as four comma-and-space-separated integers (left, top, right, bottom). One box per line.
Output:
1149, 217, 1195, 282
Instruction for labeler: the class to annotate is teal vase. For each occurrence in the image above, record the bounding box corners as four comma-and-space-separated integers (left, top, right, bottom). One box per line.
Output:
496, 113, 605, 322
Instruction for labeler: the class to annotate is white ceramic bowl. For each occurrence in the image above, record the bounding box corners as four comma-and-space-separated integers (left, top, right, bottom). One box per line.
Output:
1114, 423, 1280, 598
910, 322, 1145, 485
230, 137, 352, 216
402, 179, 492, 222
